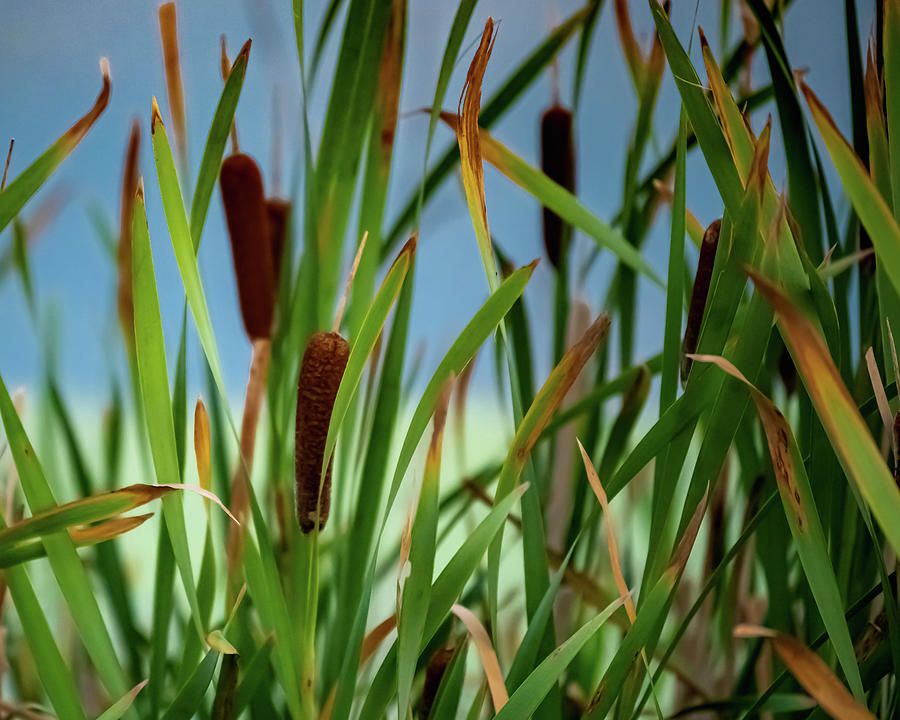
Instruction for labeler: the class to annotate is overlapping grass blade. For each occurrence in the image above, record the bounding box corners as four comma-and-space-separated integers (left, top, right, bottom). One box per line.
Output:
0, 508, 87, 720
397, 383, 449, 715
691, 353, 863, 697
496, 595, 626, 719
97, 681, 148, 720
384, 2, 594, 254
190, 39, 251, 249
749, 270, 900, 556
150, 102, 229, 408
802, 80, 900, 300
357, 484, 529, 719
321, 236, 414, 491
131, 187, 205, 640
0, 374, 129, 702
442, 112, 662, 286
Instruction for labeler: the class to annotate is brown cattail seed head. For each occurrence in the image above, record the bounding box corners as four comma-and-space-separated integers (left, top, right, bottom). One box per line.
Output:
893, 410, 900, 488
265, 198, 291, 283
295, 331, 350, 532
681, 218, 722, 384
419, 645, 456, 719
220, 153, 275, 340
540, 104, 575, 269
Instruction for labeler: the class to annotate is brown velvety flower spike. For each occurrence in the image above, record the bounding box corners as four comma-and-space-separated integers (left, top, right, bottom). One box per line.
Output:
295, 331, 350, 533
219, 153, 275, 340
681, 218, 721, 384
540, 105, 575, 269
265, 198, 291, 283
419, 644, 456, 719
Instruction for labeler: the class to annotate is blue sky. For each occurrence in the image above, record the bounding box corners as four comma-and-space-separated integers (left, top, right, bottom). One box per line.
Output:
0, 0, 873, 406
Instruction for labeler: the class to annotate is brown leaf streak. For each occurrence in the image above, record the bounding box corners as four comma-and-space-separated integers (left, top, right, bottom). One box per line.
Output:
458, 19, 497, 237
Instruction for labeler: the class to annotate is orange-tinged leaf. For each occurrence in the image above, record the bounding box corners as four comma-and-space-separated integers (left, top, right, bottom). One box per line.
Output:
614, 0, 645, 90
193, 397, 211, 493
70, 513, 153, 543
360, 615, 397, 666
576, 438, 635, 623
691, 351, 865, 696
451, 603, 508, 711
864, 44, 892, 203
735, 625, 875, 720
747, 271, 900, 556
801, 79, 900, 299
457, 18, 500, 289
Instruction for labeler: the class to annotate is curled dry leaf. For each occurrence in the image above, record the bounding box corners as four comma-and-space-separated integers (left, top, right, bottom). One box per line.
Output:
734, 625, 875, 720
451, 603, 508, 711
576, 438, 635, 623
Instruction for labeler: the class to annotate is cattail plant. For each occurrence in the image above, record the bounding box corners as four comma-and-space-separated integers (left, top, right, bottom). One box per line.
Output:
680, 217, 721, 384
265, 198, 291, 284
8, 3, 900, 719
219, 149, 277, 602
219, 153, 276, 341
540, 104, 575, 270
295, 331, 349, 532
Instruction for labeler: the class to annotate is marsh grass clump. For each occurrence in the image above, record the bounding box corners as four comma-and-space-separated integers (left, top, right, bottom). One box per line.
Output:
5, 1, 900, 718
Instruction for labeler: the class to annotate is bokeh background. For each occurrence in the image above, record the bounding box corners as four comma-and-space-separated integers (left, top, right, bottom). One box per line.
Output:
0, 0, 875, 409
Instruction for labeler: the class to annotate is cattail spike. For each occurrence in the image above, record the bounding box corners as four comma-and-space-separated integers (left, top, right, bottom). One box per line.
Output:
265, 198, 291, 286
295, 331, 350, 532
419, 645, 457, 719
681, 218, 721, 384
540, 105, 575, 269
219, 153, 275, 340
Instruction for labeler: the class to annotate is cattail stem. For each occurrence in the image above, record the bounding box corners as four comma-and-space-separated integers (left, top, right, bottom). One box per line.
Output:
225, 339, 271, 598
681, 218, 721, 384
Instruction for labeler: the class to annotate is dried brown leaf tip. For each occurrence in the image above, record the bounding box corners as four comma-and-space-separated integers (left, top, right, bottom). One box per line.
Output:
681, 218, 721, 384
295, 331, 350, 533
158, 2, 187, 165
458, 18, 497, 232
219, 153, 276, 340
117, 120, 141, 352
540, 104, 575, 269
1, 139, 13, 191
64, 58, 111, 149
